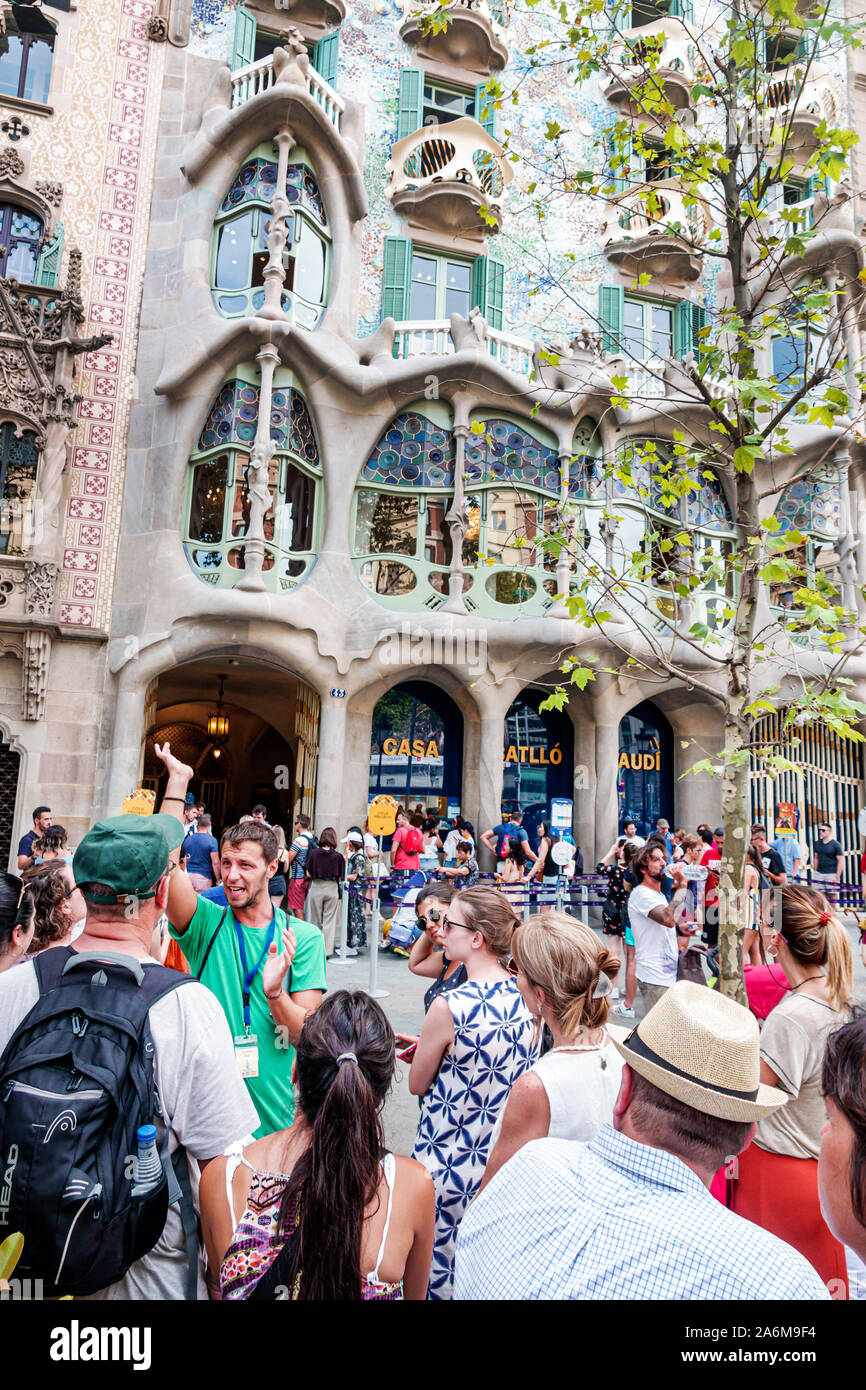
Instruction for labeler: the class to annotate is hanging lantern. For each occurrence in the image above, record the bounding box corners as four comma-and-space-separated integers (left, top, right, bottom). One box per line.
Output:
207, 674, 230, 745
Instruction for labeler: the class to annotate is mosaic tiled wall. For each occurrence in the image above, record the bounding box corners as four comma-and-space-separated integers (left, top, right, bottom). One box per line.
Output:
189, 0, 848, 341
0, 0, 166, 631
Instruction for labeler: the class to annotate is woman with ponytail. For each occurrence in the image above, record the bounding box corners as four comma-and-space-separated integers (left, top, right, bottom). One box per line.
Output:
480, 911, 625, 1191
200, 990, 435, 1300
729, 884, 854, 1296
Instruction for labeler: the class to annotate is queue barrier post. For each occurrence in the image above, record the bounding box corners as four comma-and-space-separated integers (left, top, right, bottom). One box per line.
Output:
367, 832, 389, 999
579, 882, 589, 927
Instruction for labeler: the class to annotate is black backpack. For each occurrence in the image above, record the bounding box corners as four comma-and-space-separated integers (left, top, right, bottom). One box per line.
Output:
0, 946, 198, 1299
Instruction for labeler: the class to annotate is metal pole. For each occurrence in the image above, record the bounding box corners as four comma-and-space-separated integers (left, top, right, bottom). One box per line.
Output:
579, 881, 589, 927
367, 832, 388, 998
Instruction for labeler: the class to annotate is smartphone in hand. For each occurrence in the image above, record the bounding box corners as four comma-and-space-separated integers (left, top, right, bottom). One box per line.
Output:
397, 1043, 417, 1062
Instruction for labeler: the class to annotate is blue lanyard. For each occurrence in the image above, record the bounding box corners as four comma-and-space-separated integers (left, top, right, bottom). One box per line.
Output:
234, 914, 276, 1033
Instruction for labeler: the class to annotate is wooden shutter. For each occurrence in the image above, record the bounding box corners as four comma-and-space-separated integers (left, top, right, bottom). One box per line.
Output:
669, 0, 694, 21
472, 256, 505, 330
382, 236, 412, 321
311, 31, 340, 85
604, 130, 631, 194
599, 284, 624, 355
474, 80, 497, 137
691, 303, 708, 357
34, 221, 63, 288
397, 68, 424, 141
232, 5, 256, 70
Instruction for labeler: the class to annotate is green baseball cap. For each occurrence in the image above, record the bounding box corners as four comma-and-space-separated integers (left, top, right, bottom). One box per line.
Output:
73, 814, 186, 904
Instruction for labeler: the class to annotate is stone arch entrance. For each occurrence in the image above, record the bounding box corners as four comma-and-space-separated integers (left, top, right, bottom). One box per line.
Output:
617, 699, 674, 837
368, 679, 464, 818
140, 655, 320, 834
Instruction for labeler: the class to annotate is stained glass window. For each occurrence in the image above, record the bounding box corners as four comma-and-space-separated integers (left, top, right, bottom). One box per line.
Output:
774, 475, 840, 536
465, 419, 560, 491
197, 380, 320, 467
0, 424, 39, 555
362, 412, 455, 488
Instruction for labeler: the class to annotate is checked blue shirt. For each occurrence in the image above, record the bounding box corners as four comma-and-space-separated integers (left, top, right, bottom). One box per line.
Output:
454, 1125, 830, 1300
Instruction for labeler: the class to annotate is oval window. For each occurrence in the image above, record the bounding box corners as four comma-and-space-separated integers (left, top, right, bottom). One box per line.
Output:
228, 545, 275, 571
192, 549, 222, 570
486, 571, 537, 605
360, 560, 416, 596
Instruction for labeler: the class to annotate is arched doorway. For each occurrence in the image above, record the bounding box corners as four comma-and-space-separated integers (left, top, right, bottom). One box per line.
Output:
502, 688, 574, 846
618, 700, 674, 838
368, 680, 463, 818
0, 732, 21, 870
140, 656, 319, 834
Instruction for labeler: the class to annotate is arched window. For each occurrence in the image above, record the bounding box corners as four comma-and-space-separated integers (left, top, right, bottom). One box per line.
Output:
184, 370, 321, 592
770, 469, 841, 623
351, 406, 564, 614
212, 145, 330, 328
0, 12, 54, 106
585, 439, 737, 628
0, 424, 39, 556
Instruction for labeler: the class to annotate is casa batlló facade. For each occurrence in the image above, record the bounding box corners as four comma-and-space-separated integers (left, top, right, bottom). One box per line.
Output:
0, 0, 865, 873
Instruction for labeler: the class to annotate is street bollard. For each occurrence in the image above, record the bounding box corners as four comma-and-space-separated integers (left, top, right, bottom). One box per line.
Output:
367, 833, 389, 999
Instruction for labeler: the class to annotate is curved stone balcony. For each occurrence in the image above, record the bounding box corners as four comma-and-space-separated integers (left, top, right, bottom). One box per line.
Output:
765, 70, 839, 158
393, 318, 534, 375
268, 0, 346, 33
386, 116, 512, 239
397, 0, 512, 72
604, 19, 700, 112
600, 182, 711, 281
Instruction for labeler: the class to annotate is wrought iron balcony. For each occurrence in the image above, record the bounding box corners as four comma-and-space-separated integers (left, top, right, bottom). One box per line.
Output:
605, 19, 700, 111
600, 181, 711, 281
397, 0, 513, 72
386, 116, 512, 238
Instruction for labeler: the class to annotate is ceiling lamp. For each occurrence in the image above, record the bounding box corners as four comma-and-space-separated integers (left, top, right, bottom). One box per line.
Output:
207, 673, 230, 747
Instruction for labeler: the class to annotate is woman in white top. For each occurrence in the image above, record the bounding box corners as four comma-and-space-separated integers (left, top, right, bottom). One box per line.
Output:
480, 909, 624, 1191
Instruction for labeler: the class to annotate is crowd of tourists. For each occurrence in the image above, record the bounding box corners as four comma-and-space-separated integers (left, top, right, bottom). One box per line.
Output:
0, 757, 865, 1302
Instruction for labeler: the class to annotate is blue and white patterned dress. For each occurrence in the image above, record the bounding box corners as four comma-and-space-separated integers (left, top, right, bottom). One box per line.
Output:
413, 978, 536, 1300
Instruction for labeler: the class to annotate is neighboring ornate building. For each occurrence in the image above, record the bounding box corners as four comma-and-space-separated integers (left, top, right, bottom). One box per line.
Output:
3, 0, 866, 875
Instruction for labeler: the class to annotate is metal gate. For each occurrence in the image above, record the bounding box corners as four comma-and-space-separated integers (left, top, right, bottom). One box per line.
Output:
750, 711, 864, 884
0, 735, 21, 872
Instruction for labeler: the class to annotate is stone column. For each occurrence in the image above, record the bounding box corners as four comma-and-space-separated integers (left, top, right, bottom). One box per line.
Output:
259, 125, 295, 324
594, 703, 620, 856
313, 695, 348, 833
547, 448, 573, 618
835, 445, 857, 613
476, 696, 506, 869
442, 411, 469, 615
104, 680, 149, 816
235, 341, 279, 593
569, 701, 597, 863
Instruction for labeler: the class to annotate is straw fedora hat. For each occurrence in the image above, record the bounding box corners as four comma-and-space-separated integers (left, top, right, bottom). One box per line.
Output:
610, 981, 788, 1122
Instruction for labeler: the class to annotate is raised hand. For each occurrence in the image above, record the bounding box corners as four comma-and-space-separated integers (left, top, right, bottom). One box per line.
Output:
262, 925, 297, 998
154, 741, 195, 785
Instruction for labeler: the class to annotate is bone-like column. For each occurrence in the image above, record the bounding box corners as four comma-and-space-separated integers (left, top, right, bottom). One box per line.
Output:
259, 125, 296, 323
235, 341, 279, 592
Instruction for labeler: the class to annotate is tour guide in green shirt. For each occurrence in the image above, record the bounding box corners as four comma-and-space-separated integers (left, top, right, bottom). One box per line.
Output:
155, 741, 326, 1138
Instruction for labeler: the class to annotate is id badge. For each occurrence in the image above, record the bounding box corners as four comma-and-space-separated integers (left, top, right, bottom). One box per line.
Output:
233, 1034, 259, 1079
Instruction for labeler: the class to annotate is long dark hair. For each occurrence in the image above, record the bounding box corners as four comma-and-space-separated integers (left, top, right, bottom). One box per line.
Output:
822, 1008, 866, 1227
0, 871, 34, 956
275, 990, 395, 1299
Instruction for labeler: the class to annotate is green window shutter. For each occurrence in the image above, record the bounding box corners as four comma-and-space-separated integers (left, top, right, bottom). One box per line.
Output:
34, 221, 63, 288
599, 284, 624, 355
474, 80, 497, 137
382, 235, 412, 321
311, 31, 340, 86
673, 300, 693, 359
232, 4, 256, 70
609, 2, 632, 28
397, 68, 424, 141
472, 255, 505, 330
604, 131, 631, 193
691, 303, 708, 357
669, 0, 694, 21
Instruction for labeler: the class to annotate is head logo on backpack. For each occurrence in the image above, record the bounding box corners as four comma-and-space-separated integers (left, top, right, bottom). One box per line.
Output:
0, 947, 197, 1298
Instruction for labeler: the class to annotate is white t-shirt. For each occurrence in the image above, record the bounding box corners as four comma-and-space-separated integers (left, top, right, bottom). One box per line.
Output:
628, 882, 678, 986
443, 829, 474, 859
0, 952, 259, 1300
618, 833, 646, 849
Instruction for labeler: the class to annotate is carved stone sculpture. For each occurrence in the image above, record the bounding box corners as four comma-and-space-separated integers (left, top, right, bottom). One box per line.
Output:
235, 439, 276, 592
22, 628, 51, 721
25, 560, 57, 618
